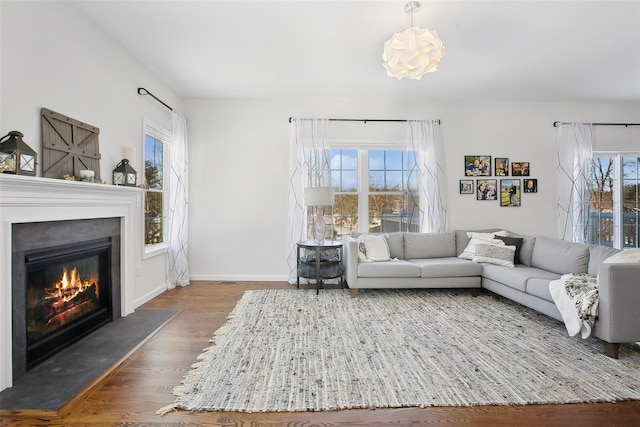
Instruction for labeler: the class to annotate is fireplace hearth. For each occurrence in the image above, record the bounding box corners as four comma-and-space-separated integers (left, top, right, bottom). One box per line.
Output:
12, 218, 121, 380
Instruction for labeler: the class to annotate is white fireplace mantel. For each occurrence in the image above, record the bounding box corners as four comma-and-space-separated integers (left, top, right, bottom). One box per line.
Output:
0, 174, 143, 390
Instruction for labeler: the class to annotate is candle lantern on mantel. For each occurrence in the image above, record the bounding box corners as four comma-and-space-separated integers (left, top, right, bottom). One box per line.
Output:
0, 131, 37, 176
112, 158, 137, 186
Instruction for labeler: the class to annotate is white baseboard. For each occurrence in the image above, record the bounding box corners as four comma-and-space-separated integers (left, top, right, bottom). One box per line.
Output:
133, 283, 168, 309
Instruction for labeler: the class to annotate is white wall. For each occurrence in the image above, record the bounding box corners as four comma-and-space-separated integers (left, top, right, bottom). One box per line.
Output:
3, 2, 639, 286
185, 98, 640, 281
1, 1, 183, 306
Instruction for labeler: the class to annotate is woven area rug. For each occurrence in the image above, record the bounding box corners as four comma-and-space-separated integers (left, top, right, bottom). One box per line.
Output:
158, 289, 640, 414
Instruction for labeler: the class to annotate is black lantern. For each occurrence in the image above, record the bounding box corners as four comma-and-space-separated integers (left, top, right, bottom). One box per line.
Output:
0, 131, 37, 176
112, 158, 137, 186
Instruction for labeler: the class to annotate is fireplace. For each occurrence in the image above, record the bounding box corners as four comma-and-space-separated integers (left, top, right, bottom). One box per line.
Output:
12, 218, 121, 380
0, 174, 140, 391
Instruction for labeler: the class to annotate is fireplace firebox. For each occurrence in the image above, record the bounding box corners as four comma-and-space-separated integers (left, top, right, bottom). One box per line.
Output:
12, 218, 121, 381
25, 238, 112, 369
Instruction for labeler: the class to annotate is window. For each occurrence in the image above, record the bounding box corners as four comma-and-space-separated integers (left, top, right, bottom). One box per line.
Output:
143, 120, 171, 256
588, 154, 640, 248
330, 147, 418, 238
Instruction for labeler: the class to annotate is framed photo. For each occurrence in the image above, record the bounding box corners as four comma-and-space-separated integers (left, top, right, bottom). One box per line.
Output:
465, 155, 491, 176
495, 157, 509, 176
476, 179, 498, 200
500, 179, 521, 206
460, 179, 474, 194
511, 162, 530, 176
523, 178, 538, 193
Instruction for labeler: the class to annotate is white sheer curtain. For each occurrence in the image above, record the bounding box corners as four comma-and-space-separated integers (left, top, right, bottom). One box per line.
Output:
407, 120, 448, 233
286, 118, 331, 283
167, 111, 190, 288
556, 122, 593, 242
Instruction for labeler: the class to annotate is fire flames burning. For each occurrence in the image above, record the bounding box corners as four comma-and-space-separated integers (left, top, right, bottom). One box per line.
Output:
44, 266, 99, 309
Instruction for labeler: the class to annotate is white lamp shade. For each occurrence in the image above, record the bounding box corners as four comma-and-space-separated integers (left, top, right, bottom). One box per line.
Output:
382, 25, 445, 80
304, 187, 334, 206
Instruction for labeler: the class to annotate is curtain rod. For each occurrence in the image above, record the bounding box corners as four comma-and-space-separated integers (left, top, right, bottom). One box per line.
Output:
553, 121, 639, 127
288, 117, 440, 125
137, 87, 173, 111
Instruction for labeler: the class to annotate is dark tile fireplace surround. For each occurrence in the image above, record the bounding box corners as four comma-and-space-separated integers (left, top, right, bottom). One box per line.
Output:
11, 218, 121, 381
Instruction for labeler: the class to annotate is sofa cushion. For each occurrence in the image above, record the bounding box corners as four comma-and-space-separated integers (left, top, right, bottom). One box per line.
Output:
357, 259, 421, 278
482, 265, 559, 292
494, 236, 524, 264
588, 245, 621, 276
531, 236, 590, 275
473, 242, 516, 267
404, 232, 456, 259
409, 257, 483, 278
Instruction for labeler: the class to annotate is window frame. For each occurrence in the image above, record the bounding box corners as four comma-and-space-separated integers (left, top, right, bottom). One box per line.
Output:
330, 139, 415, 235
142, 119, 171, 259
590, 151, 640, 249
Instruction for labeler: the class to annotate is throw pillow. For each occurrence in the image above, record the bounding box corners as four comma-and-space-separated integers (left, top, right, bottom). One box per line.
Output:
494, 236, 524, 264
356, 237, 368, 262
473, 242, 516, 267
357, 234, 391, 262
458, 233, 508, 261
467, 230, 509, 240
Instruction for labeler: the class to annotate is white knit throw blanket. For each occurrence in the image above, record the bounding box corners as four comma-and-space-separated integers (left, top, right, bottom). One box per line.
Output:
549, 273, 599, 339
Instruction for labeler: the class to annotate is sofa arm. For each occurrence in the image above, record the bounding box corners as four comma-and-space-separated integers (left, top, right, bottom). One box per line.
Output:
342, 235, 359, 290
595, 262, 640, 345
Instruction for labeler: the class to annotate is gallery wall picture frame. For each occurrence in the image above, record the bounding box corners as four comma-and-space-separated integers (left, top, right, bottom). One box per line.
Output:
460, 179, 474, 194
495, 157, 509, 176
511, 162, 530, 176
476, 179, 498, 200
465, 155, 492, 176
523, 178, 538, 193
500, 179, 521, 207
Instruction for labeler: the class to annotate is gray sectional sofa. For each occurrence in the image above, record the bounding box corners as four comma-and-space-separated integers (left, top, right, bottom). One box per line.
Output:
342, 230, 640, 358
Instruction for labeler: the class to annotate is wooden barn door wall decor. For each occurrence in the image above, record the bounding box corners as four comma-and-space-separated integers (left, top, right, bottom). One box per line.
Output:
41, 108, 101, 180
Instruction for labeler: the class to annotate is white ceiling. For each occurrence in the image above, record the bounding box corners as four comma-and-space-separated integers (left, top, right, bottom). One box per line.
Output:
71, 0, 640, 102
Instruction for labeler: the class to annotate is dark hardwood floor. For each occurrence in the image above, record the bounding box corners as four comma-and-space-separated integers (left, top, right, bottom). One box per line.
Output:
2, 281, 640, 427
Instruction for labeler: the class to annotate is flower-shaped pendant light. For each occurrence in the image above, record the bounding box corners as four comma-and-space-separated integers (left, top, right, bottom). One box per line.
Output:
382, 1, 445, 80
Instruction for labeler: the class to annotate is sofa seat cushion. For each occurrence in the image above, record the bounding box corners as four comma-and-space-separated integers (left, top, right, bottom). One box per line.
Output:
482, 264, 559, 292
357, 259, 421, 278
409, 257, 482, 278
526, 277, 561, 302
